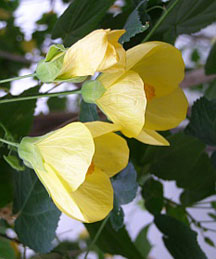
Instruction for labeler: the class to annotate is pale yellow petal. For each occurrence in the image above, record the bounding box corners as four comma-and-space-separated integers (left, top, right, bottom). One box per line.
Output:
135, 128, 169, 146
35, 164, 113, 223
99, 30, 126, 72
97, 71, 146, 138
35, 163, 87, 222
60, 29, 108, 77
71, 167, 113, 223
126, 42, 185, 97
85, 121, 120, 138
93, 133, 129, 177
36, 122, 95, 191
145, 87, 188, 131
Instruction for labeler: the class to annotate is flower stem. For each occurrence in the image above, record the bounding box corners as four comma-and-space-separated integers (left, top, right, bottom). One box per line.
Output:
84, 215, 110, 259
0, 138, 19, 148
0, 89, 81, 104
0, 73, 36, 84
143, 0, 180, 42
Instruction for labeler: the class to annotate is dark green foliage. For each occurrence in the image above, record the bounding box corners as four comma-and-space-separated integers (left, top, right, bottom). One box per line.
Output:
13, 169, 61, 253
79, 99, 99, 122
155, 0, 216, 43
52, 0, 115, 46
205, 43, 216, 75
155, 215, 207, 259
86, 220, 144, 259
186, 97, 216, 146
0, 86, 39, 139
135, 224, 152, 258
142, 177, 164, 215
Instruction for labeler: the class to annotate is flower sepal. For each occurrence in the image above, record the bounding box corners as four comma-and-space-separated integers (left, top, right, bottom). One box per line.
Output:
18, 137, 45, 171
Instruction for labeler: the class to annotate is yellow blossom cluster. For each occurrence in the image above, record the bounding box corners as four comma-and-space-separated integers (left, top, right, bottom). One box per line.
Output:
19, 29, 188, 223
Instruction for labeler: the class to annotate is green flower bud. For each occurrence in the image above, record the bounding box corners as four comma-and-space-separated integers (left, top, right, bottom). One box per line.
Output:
81, 80, 106, 104
36, 44, 87, 83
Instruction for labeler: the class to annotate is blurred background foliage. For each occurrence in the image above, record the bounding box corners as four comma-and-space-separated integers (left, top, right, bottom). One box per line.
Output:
0, 0, 216, 258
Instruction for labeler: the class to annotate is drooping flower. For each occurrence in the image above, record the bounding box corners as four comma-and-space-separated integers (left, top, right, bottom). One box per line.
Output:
18, 121, 129, 223
36, 29, 126, 83
94, 41, 188, 145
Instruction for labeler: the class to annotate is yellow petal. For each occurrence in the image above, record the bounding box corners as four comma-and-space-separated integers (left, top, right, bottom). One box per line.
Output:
99, 30, 126, 72
85, 121, 120, 138
60, 29, 109, 77
35, 163, 87, 222
35, 164, 113, 223
36, 122, 95, 191
126, 42, 185, 97
93, 133, 129, 177
135, 128, 169, 146
71, 167, 113, 223
97, 71, 146, 138
145, 87, 188, 131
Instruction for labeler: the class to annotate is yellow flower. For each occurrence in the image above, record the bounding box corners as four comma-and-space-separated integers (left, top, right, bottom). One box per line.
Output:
59, 29, 126, 78
36, 29, 126, 83
18, 121, 129, 223
96, 41, 188, 145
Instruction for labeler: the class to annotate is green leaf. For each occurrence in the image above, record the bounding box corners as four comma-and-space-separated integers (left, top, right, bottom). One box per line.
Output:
205, 80, 216, 101
0, 159, 13, 208
120, 1, 149, 44
3, 154, 25, 171
135, 224, 152, 258
155, 215, 207, 259
156, 0, 216, 43
110, 196, 124, 231
47, 97, 67, 112
142, 133, 216, 204
208, 212, 216, 220
85, 220, 144, 259
204, 236, 215, 247
13, 168, 61, 253
186, 97, 216, 146
205, 43, 216, 75
166, 205, 189, 225
0, 237, 17, 259
112, 163, 138, 205
0, 86, 39, 139
191, 49, 200, 63
79, 100, 99, 122
52, 0, 115, 46
141, 177, 164, 215
211, 201, 216, 210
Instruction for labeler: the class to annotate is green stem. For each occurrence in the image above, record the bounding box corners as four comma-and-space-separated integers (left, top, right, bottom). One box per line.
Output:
0, 73, 36, 84
146, 5, 165, 13
0, 89, 81, 104
84, 215, 110, 259
0, 137, 19, 147
143, 0, 180, 42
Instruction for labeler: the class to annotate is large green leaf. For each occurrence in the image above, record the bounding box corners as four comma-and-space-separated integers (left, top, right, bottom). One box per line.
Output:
52, 0, 115, 46
185, 97, 216, 146
85, 220, 144, 258
205, 43, 216, 75
79, 100, 99, 122
120, 1, 149, 44
0, 86, 38, 139
13, 169, 61, 253
142, 133, 216, 203
0, 159, 13, 208
155, 0, 216, 43
135, 224, 152, 258
155, 215, 207, 259
112, 163, 138, 205
141, 177, 164, 215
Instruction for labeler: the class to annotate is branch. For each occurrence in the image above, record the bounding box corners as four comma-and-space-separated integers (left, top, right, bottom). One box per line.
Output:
181, 68, 216, 88
0, 50, 33, 64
